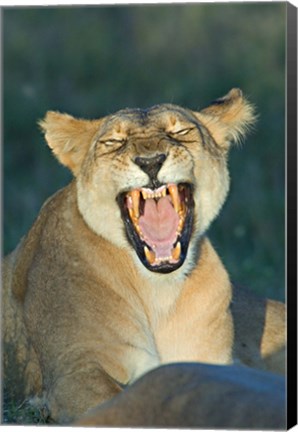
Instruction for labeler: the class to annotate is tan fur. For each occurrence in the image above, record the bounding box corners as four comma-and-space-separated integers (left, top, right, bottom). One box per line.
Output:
2, 89, 285, 424
76, 363, 285, 429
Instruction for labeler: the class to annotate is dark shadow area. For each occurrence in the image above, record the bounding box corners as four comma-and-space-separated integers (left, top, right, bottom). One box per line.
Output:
231, 283, 267, 369
231, 283, 285, 374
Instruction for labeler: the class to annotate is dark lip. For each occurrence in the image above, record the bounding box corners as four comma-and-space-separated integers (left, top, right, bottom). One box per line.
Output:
116, 183, 195, 274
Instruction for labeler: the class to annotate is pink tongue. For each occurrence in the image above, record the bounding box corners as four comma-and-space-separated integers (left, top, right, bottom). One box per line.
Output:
138, 196, 179, 259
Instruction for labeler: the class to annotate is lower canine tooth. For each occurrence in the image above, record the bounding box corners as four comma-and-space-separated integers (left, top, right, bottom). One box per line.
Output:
144, 246, 156, 265
172, 242, 181, 261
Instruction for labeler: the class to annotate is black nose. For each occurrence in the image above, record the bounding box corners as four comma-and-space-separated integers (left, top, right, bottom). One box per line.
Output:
134, 154, 167, 180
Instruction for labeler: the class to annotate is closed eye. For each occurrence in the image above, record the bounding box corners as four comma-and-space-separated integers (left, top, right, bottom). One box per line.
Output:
100, 138, 126, 146
171, 128, 194, 136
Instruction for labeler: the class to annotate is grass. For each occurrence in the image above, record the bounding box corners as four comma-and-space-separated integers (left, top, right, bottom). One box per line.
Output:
2, 398, 50, 425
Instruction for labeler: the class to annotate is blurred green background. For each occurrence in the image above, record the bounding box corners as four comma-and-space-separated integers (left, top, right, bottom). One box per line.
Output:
3, 3, 285, 301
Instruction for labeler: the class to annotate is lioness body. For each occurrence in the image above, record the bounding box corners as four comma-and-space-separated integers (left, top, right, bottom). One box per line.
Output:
76, 363, 286, 429
3, 89, 285, 423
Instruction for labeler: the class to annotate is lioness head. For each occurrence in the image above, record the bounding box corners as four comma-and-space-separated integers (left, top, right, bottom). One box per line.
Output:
40, 89, 255, 276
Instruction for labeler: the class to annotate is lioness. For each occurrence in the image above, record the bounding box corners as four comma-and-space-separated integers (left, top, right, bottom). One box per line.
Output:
3, 89, 286, 424
76, 362, 286, 429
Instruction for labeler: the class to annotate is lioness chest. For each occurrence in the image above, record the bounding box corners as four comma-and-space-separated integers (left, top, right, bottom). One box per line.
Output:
87, 277, 233, 385
18, 185, 233, 389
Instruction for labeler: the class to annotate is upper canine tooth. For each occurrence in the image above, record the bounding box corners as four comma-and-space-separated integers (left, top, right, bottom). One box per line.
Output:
168, 184, 181, 213
131, 190, 140, 218
177, 219, 184, 234
126, 195, 133, 208
179, 202, 187, 217
128, 208, 138, 224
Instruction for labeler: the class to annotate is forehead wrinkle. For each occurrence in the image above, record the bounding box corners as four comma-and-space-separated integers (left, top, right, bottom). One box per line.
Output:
100, 109, 150, 135
148, 104, 198, 122
111, 108, 149, 124
100, 104, 201, 137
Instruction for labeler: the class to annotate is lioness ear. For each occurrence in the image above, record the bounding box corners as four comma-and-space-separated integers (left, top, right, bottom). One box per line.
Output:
195, 88, 256, 149
39, 111, 102, 176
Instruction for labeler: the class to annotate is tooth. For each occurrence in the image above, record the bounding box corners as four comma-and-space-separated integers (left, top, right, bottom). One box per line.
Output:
128, 207, 138, 223
178, 202, 186, 217
144, 246, 156, 265
172, 242, 181, 261
168, 184, 181, 213
177, 219, 184, 233
135, 223, 142, 236
154, 186, 166, 198
126, 195, 133, 208
131, 190, 140, 217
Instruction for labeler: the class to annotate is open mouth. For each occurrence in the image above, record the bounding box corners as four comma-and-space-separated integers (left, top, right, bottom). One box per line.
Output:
117, 183, 194, 273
